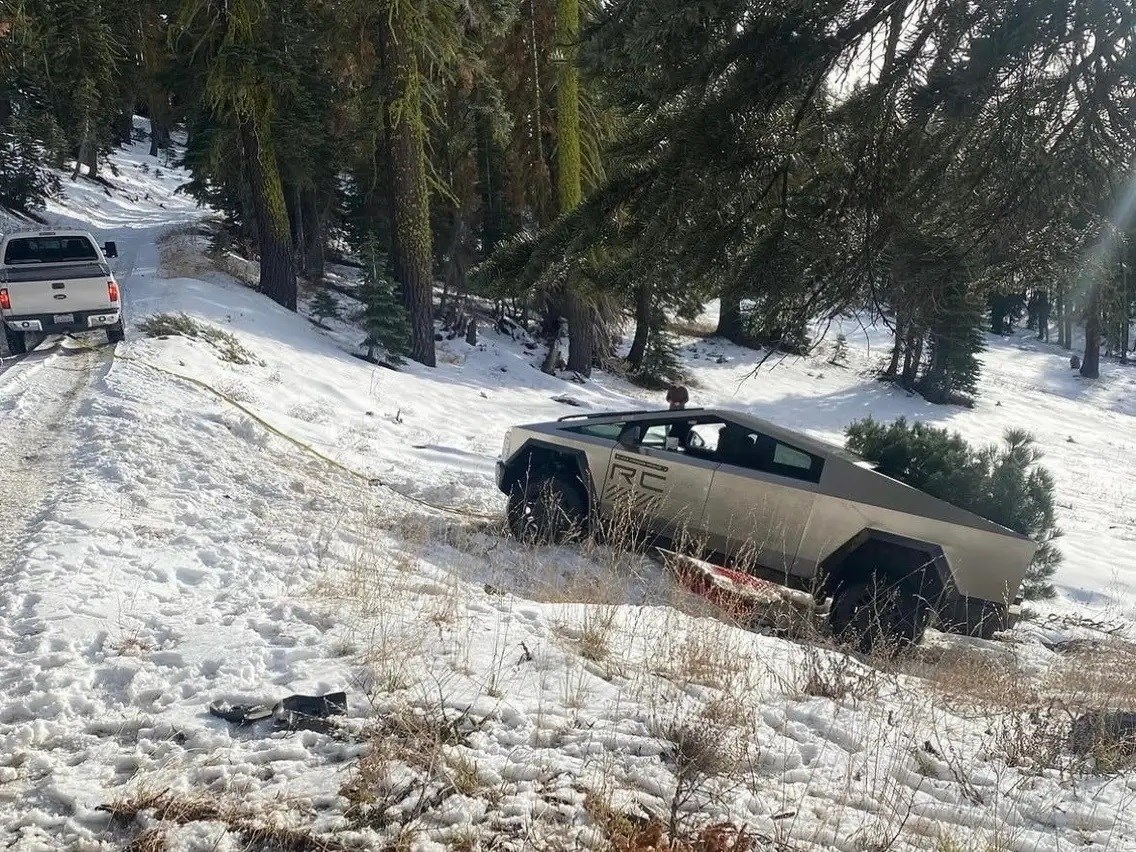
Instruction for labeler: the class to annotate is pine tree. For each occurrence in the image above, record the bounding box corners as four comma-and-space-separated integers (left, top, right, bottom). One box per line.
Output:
0, 116, 61, 211
310, 289, 339, 327
846, 418, 1061, 602
360, 242, 410, 365
918, 281, 986, 405
973, 430, 1061, 601
631, 308, 683, 389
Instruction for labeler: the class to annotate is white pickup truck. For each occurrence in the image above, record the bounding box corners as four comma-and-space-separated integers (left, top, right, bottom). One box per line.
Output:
0, 230, 125, 354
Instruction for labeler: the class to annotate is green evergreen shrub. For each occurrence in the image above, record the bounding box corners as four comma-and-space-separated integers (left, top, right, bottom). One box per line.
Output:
846, 418, 1060, 600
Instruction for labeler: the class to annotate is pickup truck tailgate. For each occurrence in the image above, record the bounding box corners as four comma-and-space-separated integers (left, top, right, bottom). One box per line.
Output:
2, 263, 114, 315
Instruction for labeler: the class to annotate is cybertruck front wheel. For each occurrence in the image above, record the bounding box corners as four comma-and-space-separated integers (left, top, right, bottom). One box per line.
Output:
507, 473, 588, 545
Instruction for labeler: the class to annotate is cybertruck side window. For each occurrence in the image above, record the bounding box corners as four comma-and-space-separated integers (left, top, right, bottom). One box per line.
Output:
567, 422, 625, 441
638, 418, 723, 457
769, 441, 824, 483
640, 424, 670, 448
716, 420, 824, 483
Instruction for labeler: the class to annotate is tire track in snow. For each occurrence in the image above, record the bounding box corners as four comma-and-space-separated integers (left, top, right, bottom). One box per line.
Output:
0, 344, 110, 565
0, 344, 112, 842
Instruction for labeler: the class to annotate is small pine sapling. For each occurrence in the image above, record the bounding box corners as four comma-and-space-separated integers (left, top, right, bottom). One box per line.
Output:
310, 289, 339, 327
359, 241, 410, 364
828, 333, 849, 366
632, 311, 685, 389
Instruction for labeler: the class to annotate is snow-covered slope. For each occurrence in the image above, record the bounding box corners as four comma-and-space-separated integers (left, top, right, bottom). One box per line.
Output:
1, 124, 1135, 850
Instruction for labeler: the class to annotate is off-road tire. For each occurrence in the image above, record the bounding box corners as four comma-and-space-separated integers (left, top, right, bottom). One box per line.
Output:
507, 473, 588, 544
830, 572, 932, 654
4, 326, 27, 355
106, 320, 125, 344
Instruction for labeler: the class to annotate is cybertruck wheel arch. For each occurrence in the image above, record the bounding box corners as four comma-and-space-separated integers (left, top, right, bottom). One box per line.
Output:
500, 438, 595, 504
818, 528, 954, 602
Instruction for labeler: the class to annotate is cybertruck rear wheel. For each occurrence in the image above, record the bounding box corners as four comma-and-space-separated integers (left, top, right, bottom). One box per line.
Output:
507, 473, 588, 545
830, 572, 932, 654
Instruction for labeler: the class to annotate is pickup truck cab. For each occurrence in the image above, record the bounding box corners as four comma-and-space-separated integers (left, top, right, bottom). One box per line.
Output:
0, 230, 125, 354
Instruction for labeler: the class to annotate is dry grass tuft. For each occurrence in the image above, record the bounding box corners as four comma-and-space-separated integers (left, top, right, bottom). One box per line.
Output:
1044, 637, 1136, 710
578, 605, 619, 662
100, 790, 343, 852
650, 619, 755, 694
159, 227, 260, 286
797, 643, 878, 704
123, 826, 167, 852
108, 629, 153, 657
670, 318, 718, 339
137, 312, 263, 366
341, 698, 487, 831
585, 793, 765, 852
308, 521, 431, 695
906, 643, 1038, 712
647, 699, 754, 845
157, 228, 217, 280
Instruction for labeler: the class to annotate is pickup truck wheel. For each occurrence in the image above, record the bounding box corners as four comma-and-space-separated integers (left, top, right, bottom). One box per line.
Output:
507, 473, 588, 544
4, 327, 27, 355
106, 320, 125, 344
830, 573, 931, 654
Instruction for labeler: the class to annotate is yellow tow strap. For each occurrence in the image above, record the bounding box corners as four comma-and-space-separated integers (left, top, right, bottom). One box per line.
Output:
62, 334, 501, 522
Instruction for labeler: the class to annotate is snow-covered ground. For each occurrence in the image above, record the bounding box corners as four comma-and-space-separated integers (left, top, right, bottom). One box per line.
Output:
1, 124, 1135, 850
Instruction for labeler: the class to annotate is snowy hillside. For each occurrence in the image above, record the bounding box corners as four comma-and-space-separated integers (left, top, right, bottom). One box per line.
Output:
1, 127, 1135, 850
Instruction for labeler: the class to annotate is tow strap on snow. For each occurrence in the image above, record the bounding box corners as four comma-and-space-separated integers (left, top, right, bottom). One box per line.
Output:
66, 335, 501, 522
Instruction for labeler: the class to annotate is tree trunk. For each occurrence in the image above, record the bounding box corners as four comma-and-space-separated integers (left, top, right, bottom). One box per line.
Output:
884, 316, 904, 378
285, 183, 304, 272
301, 188, 325, 280
475, 109, 505, 258
1049, 293, 1058, 347
73, 120, 91, 179
114, 111, 133, 146
555, 0, 592, 377
1058, 286, 1072, 350
564, 289, 593, 375
1121, 257, 1130, 365
0, 86, 11, 131
148, 94, 168, 158
1081, 284, 1101, 379
555, 0, 582, 212
1037, 290, 1050, 342
239, 116, 298, 311
901, 327, 922, 387
989, 295, 1004, 335
717, 286, 744, 342
541, 312, 564, 374
149, 117, 161, 157
379, 2, 436, 367
627, 280, 652, 370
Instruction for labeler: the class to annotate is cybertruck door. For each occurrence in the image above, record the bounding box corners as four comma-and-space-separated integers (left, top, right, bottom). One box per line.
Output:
601, 423, 718, 544
702, 428, 823, 581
